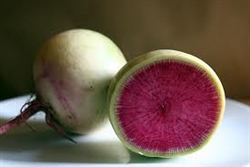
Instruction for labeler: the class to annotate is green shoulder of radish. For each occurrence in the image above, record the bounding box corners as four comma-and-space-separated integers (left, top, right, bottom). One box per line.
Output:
108, 49, 225, 158
0, 29, 127, 138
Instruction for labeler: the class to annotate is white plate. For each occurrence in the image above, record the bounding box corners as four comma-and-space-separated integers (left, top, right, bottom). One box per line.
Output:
0, 95, 249, 167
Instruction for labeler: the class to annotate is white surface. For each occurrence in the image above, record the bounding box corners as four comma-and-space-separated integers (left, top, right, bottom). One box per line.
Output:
0, 95, 249, 167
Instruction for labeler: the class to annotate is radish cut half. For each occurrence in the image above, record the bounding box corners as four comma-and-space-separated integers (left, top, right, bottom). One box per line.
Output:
108, 50, 225, 158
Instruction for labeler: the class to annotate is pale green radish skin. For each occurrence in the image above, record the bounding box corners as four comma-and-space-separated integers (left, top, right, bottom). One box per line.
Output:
33, 29, 127, 134
108, 49, 225, 158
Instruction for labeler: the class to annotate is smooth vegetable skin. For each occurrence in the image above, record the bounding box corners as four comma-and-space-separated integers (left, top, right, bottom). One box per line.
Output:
0, 29, 127, 138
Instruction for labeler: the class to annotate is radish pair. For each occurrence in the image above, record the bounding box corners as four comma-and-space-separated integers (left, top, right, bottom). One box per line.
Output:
0, 29, 225, 158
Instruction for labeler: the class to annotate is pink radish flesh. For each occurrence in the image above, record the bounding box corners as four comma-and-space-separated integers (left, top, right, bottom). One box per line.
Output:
116, 60, 221, 153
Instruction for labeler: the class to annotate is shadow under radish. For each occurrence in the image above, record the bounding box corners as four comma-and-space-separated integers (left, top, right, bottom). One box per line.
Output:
0, 113, 167, 164
0, 129, 130, 163
0, 126, 168, 164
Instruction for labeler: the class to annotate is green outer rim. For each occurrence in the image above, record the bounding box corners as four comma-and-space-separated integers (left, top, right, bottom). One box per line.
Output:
108, 49, 226, 158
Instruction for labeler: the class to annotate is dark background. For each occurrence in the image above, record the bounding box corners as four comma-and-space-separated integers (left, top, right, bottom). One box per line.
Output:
0, 0, 249, 100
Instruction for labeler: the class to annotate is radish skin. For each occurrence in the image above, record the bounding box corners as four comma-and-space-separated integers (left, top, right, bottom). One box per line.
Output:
0, 29, 127, 137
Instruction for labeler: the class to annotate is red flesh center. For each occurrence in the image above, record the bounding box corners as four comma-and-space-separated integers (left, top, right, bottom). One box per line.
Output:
115, 60, 220, 154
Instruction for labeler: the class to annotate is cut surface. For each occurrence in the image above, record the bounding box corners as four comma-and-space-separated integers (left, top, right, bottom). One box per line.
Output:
113, 60, 222, 156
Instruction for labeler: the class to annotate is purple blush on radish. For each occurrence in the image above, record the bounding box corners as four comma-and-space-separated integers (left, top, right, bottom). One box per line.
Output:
108, 50, 225, 158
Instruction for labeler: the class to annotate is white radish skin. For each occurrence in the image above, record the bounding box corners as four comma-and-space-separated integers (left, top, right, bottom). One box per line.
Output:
0, 29, 127, 136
